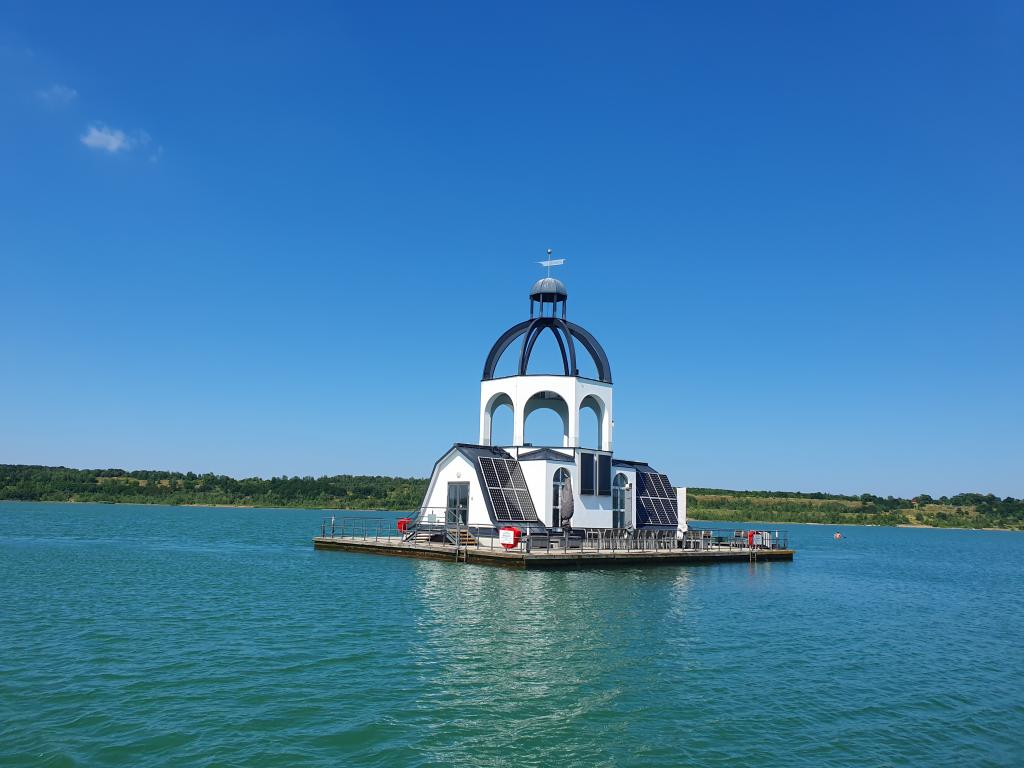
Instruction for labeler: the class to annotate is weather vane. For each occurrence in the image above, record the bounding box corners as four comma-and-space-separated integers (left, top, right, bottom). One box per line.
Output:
537, 248, 565, 277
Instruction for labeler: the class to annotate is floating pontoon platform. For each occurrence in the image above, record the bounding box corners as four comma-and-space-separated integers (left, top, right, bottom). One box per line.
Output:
313, 522, 794, 569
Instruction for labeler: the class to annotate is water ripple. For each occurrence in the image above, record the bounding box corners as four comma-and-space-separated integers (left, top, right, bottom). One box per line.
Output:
1, 503, 1022, 766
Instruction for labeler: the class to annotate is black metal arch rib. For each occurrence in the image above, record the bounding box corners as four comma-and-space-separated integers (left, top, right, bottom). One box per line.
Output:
565, 322, 612, 383
482, 319, 612, 383
525, 323, 570, 375
517, 318, 577, 378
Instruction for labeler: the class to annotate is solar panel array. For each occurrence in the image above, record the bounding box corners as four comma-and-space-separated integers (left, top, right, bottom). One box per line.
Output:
478, 457, 541, 523
635, 472, 678, 526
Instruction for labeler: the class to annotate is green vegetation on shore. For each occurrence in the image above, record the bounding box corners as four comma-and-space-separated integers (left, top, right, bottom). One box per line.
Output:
687, 488, 1023, 531
0, 464, 425, 511
1, 465, 1020, 530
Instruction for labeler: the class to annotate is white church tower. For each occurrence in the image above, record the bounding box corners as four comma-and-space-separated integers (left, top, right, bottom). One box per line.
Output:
478, 276, 613, 452
416, 263, 686, 537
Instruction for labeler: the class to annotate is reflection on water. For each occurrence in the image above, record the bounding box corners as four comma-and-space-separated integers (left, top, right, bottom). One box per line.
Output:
406, 563, 703, 764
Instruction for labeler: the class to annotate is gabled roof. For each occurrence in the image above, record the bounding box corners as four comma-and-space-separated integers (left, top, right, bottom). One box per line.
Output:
612, 458, 661, 474
518, 447, 574, 462
423, 443, 545, 532
425, 443, 513, 484
452, 443, 515, 463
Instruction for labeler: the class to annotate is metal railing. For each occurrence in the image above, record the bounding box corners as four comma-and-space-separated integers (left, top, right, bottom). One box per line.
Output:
319, 516, 403, 542
319, 514, 790, 556
404, 509, 508, 559
318, 510, 508, 558
680, 528, 790, 551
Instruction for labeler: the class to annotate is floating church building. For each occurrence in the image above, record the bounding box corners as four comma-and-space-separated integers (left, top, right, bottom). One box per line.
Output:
315, 267, 793, 565
415, 273, 687, 539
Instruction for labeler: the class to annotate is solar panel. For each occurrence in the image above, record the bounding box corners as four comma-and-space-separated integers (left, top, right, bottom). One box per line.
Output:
496, 459, 513, 488
636, 471, 679, 526
480, 459, 500, 488
478, 457, 540, 522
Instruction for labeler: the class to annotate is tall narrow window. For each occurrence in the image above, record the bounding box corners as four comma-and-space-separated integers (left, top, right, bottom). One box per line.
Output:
580, 451, 595, 495
612, 473, 629, 528
552, 468, 570, 528
597, 454, 611, 496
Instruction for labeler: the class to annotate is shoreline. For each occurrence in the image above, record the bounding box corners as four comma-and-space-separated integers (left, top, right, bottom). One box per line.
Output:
0, 499, 1019, 532
692, 518, 1018, 533
691, 517, 1018, 533
694, 518, 1017, 533
0, 498, 399, 513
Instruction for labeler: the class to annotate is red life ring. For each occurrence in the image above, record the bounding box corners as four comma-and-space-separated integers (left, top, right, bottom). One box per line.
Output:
499, 526, 521, 549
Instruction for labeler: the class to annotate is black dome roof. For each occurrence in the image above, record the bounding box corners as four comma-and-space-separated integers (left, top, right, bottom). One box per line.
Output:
529, 277, 567, 300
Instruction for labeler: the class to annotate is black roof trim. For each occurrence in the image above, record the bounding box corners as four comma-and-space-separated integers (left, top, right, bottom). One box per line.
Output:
451, 442, 513, 456
611, 458, 660, 474
421, 443, 514, 512
518, 448, 575, 462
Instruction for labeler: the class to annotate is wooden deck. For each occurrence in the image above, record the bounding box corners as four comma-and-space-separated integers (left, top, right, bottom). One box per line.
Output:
312, 536, 795, 569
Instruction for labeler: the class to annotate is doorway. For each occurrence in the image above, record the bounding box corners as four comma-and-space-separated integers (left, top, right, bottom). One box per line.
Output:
446, 482, 469, 525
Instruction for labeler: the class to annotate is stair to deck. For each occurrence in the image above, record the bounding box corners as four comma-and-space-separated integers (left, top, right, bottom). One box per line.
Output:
446, 529, 477, 547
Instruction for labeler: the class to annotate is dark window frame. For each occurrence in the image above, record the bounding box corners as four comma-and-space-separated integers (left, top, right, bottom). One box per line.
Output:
597, 454, 611, 496
579, 451, 595, 495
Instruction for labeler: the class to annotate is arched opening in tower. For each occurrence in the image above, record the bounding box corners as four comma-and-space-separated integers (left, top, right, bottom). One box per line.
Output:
484, 392, 514, 446
579, 394, 605, 449
523, 391, 569, 447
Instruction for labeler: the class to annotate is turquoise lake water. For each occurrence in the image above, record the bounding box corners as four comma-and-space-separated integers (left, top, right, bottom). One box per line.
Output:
1, 502, 1022, 767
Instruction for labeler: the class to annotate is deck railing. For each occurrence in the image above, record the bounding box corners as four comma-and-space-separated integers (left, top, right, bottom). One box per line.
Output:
678, 528, 790, 551
320, 516, 404, 542
318, 513, 790, 555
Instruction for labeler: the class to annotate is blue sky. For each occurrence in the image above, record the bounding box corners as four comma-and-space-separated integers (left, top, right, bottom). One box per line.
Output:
1, 2, 1021, 497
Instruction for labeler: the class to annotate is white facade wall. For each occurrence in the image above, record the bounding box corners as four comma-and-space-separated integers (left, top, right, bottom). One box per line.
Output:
573, 488, 612, 527
517, 459, 555, 527
421, 445, 692, 531
520, 457, 628, 529
419, 452, 491, 528
420, 450, 670, 531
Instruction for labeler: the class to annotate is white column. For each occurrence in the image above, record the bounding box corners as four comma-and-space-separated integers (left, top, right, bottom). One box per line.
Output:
479, 400, 491, 445
602, 410, 613, 451
513, 398, 526, 446
676, 486, 688, 535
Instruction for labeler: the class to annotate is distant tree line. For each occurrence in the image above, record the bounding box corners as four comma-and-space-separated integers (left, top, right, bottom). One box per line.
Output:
1, 465, 1020, 529
0, 465, 427, 511
687, 488, 1024, 530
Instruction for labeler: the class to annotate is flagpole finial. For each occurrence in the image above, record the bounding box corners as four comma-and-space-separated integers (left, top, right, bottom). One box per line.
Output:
537, 250, 565, 278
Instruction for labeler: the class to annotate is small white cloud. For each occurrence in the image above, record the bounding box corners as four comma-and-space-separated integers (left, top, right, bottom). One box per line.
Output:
81, 124, 131, 152
80, 123, 158, 158
37, 83, 78, 105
